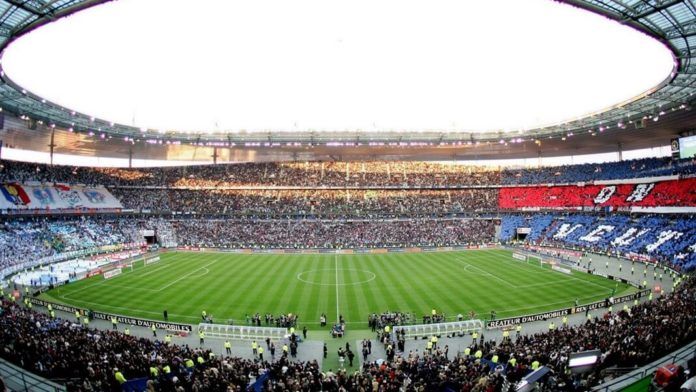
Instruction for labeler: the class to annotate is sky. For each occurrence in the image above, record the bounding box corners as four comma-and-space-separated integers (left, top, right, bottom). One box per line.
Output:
0, 0, 675, 134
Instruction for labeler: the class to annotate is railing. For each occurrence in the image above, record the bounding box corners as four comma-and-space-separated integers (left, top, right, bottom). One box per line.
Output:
592, 339, 696, 391
0, 358, 67, 392
393, 319, 484, 339
197, 323, 288, 341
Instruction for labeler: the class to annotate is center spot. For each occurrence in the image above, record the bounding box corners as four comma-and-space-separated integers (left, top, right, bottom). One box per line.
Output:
297, 269, 376, 286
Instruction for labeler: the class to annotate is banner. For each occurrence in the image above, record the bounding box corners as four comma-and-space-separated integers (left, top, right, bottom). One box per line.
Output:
499, 178, 696, 209
487, 290, 650, 329
103, 268, 122, 279
29, 298, 192, 332
487, 308, 571, 329
0, 183, 122, 211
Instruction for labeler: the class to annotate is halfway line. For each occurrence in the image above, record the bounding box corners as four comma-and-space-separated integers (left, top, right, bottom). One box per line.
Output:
335, 253, 340, 322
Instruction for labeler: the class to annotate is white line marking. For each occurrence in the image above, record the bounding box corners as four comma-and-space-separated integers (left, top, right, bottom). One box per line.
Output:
335, 253, 340, 322
455, 258, 517, 287
137, 263, 171, 278
156, 260, 219, 292
296, 268, 376, 286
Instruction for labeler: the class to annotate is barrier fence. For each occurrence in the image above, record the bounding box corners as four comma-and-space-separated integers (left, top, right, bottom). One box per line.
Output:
0, 357, 67, 392
197, 323, 288, 341
394, 319, 484, 338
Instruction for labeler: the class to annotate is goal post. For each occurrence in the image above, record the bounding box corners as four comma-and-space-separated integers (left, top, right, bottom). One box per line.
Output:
527, 255, 544, 268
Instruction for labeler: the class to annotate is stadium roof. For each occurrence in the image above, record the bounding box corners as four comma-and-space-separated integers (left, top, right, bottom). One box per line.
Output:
0, 0, 693, 163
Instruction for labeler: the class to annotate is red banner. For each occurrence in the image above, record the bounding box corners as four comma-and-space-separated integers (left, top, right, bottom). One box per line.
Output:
499, 178, 696, 209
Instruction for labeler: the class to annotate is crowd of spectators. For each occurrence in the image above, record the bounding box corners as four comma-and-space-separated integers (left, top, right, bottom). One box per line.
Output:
501, 156, 696, 185
368, 312, 413, 331
2, 156, 693, 188
0, 217, 141, 272
112, 188, 498, 216
172, 218, 495, 249
501, 214, 696, 271
2, 276, 692, 391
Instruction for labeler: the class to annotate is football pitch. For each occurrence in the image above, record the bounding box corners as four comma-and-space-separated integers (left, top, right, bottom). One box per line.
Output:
41, 249, 632, 328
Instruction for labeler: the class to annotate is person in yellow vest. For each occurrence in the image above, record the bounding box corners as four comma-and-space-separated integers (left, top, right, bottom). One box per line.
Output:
252, 341, 258, 355
49, 310, 55, 319
643, 280, 648, 288
643, 269, 647, 277
548, 322, 555, 331
26, 301, 32, 310
648, 292, 653, 301
199, 330, 205, 346
24, 286, 29, 295
162, 364, 171, 375
224, 340, 231, 355
114, 368, 126, 384
47, 303, 52, 312
531, 360, 540, 370
587, 313, 592, 321
474, 349, 483, 359
149, 365, 159, 378
164, 334, 172, 344
491, 354, 499, 364
124, 327, 130, 336
426, 341, 433, 353
258, 346, 264, 361
431, 335, 438, 349
83, 316, 89, 327
561, 316, 568, 326
515, 324, 522, 336
196, 356, 204, 365
111, 316, 118, 330
502, 330, 510, 341
384, 325, 390, 334
209, 352, 215, 360
282, 344, 289, 356
151, 324, 157, 337
472, 331, 478, 341
464, 347, 471, 356
185, 358, 194, 369
508, 356, 517, 367
633, 299, 638, 306
201, 310, 207, 320
75, 310, 81, 321
631, 266, 634, 275
608, 305, 613, 313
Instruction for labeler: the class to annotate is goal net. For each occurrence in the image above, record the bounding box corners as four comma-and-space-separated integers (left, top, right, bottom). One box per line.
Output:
513, 253, 544, 268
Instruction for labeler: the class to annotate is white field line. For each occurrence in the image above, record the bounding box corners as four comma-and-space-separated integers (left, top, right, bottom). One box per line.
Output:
462, 252, 614, 293
335, 253, 340, 322
137, 263, 171, 278
455, 258, 517, 287
156, 260, 220, 292
62, 255, 177, 297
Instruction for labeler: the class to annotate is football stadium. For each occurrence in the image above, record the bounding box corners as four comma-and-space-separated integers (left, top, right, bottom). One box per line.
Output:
0, 0, 695, 391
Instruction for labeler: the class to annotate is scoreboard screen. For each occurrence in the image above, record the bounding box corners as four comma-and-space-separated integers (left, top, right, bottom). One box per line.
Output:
678, 135, 696, 158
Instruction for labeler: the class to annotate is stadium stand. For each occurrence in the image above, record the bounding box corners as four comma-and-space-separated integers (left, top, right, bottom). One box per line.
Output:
0, 277, 693, 391
501, 214, 696, 270
1, 157, 694, 187
0, 157, 694, 390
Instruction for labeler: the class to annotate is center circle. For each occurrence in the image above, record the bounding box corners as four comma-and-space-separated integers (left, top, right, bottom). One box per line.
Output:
297, 269, 376, 286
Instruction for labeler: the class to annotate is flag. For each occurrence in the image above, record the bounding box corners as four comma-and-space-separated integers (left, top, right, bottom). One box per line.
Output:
1, 183, 30, 205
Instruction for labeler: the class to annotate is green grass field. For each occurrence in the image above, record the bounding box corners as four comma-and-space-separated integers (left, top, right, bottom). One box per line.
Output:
40, 249, 632, 328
